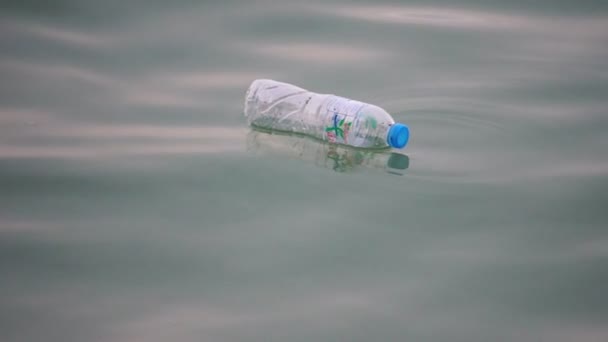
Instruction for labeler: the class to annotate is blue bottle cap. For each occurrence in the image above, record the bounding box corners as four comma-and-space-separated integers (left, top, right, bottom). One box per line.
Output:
387, 123, 409, 149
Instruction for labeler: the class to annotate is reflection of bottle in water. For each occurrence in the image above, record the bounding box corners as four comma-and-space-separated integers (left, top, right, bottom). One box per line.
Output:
247, 128, 409, 175
244, 79, 409, 149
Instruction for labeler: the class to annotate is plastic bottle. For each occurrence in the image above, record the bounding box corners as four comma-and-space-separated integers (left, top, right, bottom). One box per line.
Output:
247, 128, 409, 175
244, 79, 409, 149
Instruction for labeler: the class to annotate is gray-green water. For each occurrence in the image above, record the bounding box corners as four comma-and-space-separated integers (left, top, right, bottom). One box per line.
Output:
1, 1, 608, 341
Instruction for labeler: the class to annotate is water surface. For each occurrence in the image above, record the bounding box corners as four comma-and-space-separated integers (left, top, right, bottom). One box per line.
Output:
1, 1, 607, 341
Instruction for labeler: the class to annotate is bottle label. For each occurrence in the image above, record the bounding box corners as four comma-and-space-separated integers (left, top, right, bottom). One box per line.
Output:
324, 97, 365, 144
